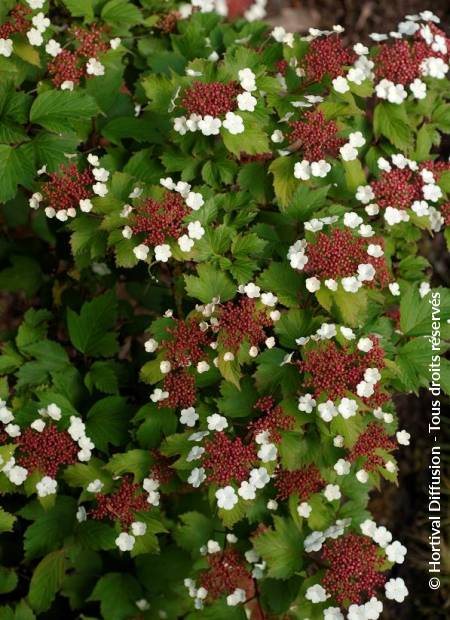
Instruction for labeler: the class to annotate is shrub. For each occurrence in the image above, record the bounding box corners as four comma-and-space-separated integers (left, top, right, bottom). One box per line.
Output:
0, 2, 449, 619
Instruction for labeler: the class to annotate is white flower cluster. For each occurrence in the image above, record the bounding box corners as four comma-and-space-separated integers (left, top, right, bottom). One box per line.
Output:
358, 154, 446, 231
173, 68, 257, 137
339, 131, 366, 162
131, 177, 206, 263
68, 415, 95, 462
287, 216, 378, 294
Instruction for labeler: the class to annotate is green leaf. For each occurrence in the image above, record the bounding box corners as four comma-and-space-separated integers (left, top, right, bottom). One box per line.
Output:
253, 516, 303, 579
101, 0, 142, 30
0, 144, 35, 202
184, 264, 236, 303
85, 360, 119, 394
67, 292, 119, 357
174, 512, 214, 552
86, 396, 133, 452
32, 132, 80, 173
373, 102, 413, 151
0, 567, 18, 595
257, 262, 303, 307
30, 91, 98, 133
88, 573, 142, 620
269, 156, 298, 208
216, 377, 257, 418
105, 449, 152, 480
62, 0, 94, 20
28, 551, 67, 613
22, 497, 77, 561
0, 508, 16, 533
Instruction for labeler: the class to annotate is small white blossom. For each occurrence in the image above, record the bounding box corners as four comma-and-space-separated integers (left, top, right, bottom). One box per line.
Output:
249, 467, 270, 489
198, 116, 222, 136
305, 584, 329, 603
222, 111, 245, 135
87, 479, 104, 493
216, 486, 238, 510
297, 502, 312, 518
155, 244, 172, 262
324, 484, 341, 501
188, 467, 206, 487
86, 58, 105, 76
334, 459, 351, 475
186, 192, 204, 210
207, 413, 228, 432
27, 28, 44, 47
332, 76, 350, 93
0, 38, 13, 58
396, 429, 410, 445
187, 221, 205, 240
385, 577, 408, 602
357, 337, 374, 352
338, 398, 358, 419
237, 91, 257, 112
115, 532, 135, 551
238, 480, 256, 500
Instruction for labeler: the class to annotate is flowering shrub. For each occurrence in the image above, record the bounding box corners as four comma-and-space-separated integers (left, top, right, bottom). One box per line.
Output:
0, 2, 450, 619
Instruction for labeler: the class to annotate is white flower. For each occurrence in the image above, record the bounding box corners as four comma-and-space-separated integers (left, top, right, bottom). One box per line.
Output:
354, 43, 369, 55
36, 476, 57, 497
31, 419, 46, 432
261, 292, 277, 307
334, 459, 351, 475
419, 281, 431, 298
75, 506, 87, 523
60, 80, 74, 91
244, 282, 261, 298
238, 68, 256, 92
26, 0, 45, 7
216, 486, 238, 510
364, 367, 381, 384
396, 429, 410, 445
237, 91, 257, 112
43, 39, 61, 57
110, 37, 121, 49
386, 540, 407, 564
318, 400, 338, 422
357, 380, 375, 398
32, 12, 50, 33
324, 278, 338, 291
257, 443, 277, 462
359, 224, 375, 238
87, 479, 104, 493
176, 181, 191, 197
305, 584, 329, 603
344, 212, 363, 229
144, 338, 158, 353
294, 160, 311, 180
340, 326, 355, 340
311, 160, 331, 177
348, 604, 367, 620
421, 57, 448, 79
272, 26, 288, 42
338, 398, 358, 419
178, 234, 194, 252
27, 28, 44, 47
349, 131, 366, 148
223, 352, 234, 361
131, 521, 147, 536
317, 322, 337, 339
324, 484, 341, 502
8, 466, 28, 485
155, 244, 172, 262
389, 282, 401, 296
86, 58, 105, 76
305, 277, 321, 293
410, 78, 426, 99
93, 182, 108, 196
385, 577, 409, 602
159, 361, 171, 374
332, 76, 350, 93
357, 337, 373, 352
207, 413, 228, 431
238, 480, 256, 500
364, 597, 383, 620
115, 532, 135, 551
356, 185, 375, 204
267, 499, 278, 510
198, 115, 222, 136
93, 167, 109, 183
226, 588, 246, 606
188, 467, 206, 488
423, 183, 442, 202
356, 469, 369, 483
298, 393, 316, 413
133, 244, 149, 262
367, 244, 383, 258
304, 531, 325, 553
297, 502, 312, 518
342, 276, 362, 293
249, 467, 270, 489
180, 407, 198, 427
5, 424, 21, 438
197, 361, 210, 373
68, 416, 86, 441
174, 116, 188, 135
373, 525, 392, 547
271, 129, 284, 143
365, 203, 380, 216
187, 221, 205, 240
340, 143, 358, 161
222, 111, 245, 135
186, 192, 204, 210
324, 608, 344, 620
186, 446, 204, 462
